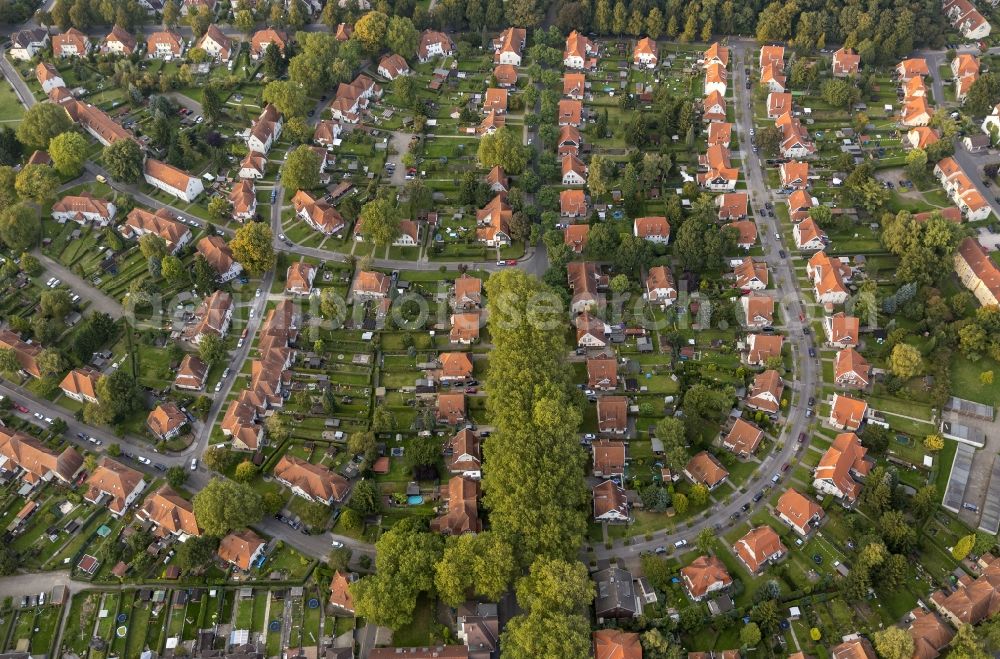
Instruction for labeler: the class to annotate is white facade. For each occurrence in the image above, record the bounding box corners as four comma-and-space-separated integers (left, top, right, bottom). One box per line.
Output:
145, 171, 204, 202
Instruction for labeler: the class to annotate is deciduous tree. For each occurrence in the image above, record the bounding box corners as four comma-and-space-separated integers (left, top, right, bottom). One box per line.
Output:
192, 477, 263, 536
230, 222, 275, 275
48, 131, 88, 177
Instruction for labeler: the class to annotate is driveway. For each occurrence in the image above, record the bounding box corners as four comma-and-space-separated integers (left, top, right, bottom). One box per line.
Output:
387, 131, 414, 186
35, 251, 123, 317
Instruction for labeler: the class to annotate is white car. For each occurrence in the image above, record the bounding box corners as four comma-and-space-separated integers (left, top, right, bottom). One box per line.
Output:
222, 367, 230, 379
249, 309, 255, 318
255, 288, 261, 297
237, 338, 244, 348
45, 278, 55, 287
214, 381, 222, 392
331, 540, 344, 548
137, 456, 151, 465
44, 417, 53, 424
33, 412, 43, 420
674, 539, 688, 548
190, 458, 198, 471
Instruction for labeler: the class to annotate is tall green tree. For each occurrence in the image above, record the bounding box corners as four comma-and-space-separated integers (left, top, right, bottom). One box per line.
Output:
16, 103, 72, 151
191, 477, 264, 536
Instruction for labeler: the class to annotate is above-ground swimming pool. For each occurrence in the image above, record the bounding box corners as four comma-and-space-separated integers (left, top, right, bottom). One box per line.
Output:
407, 495, 424, 505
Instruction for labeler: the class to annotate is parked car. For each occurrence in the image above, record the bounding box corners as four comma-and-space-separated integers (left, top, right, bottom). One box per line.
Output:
191, 458, 198, 471
137, 456, 151, 465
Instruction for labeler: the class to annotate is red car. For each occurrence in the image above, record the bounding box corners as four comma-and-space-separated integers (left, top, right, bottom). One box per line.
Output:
465, 387, 478, 394
14, 404, 28, 414
506, 259, 517, 266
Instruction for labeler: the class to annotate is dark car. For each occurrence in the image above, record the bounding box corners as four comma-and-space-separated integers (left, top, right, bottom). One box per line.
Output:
808, 397, 815, 407
808, 347, 816, 358
798, 432, 807, 443
778, 250, 786, 258
753, 491, 764, 502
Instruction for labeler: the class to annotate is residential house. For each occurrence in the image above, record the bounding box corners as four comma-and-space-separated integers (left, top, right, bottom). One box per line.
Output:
144, 159, 204, 202
436, 393, 466, 426
483, 87, 508, 114
593, 630, 642, 659
85, 458, 146, 515
835, 348, 870, 389
760, 63, 786, 92
229, 179, 257, 221
734, 526, 787, 574
53, 28, 90, 56
829, 394, 868, 432
9, 28, 49, 60
0, 427, 84, 487
930, 554, 1000, 625
437, 352, 473, 384
274, 455, 349, 504
832, 639, 877, 659
335, 22, 352, 41
246, 103, 283, 153
221, 393, 264, 451
563, 30, 596, 69
251, 29, 288, 59
285, 262, 316, 296
788, 189, 817, 223
897, 58, 930, 81
681, 555, 732, 601
592, 439, 626, 478
292, 189, 345, 236
733, 257, 768, 291
707, 122, 732, 148
953, 53, 980, 101
478, 110, 505, 135
103, 25, 137, 55
902, 97, 933, 127
218, 529, 265, 570
475, 194, 512, 246
833, 47, 861, 77
741, 294, 774, 328
776, 112, 816, 158
982, 103, 1000, 136
0, 330, 43, 378
807, 251, 852, 304
716, 191, 747, 220
120, 207, 192, 254
759, 45, 784, 69
430, 476, 481, 535
563, 72, 586, 99
70, 101, 132, 146
593, 566, 642, 618
722, 418, 764, 458
59, 367, 101, 403
907, 608, 954, 659
138, 485, 200, 541
634, 216, 671, 243
588, 358, 618, 391
352, 270, 390, 299
955, 237, 1000, 306
146, 30, 184, 58
187, 290, 234, 344
198, 25, 233, 60
564, 223, 589, 253
633, 37, 658, 68
174, 354, 207, 390
35, 63, 64, 93
446, 429, 481, 479
453, 275, 482, 310
767, 92, 793, 119
704, 62, 726, 96
906, 126, 941, 149
703, 42, 729, 67
493, 27, 526, 66
727, 220, 758, 250
779, 161, 809, 189
684, 451, 729, 490
702, 90, 727, 123
746, 333, 783, 366
776, 488, 825, 536
567, 261, 607, 313
597, 397, 628, 436
794, 217, 827, 251
558, 98, 583, 126
560, 155, 588, 186
450, 312, 481, 344
329, 571, 357, 614
378, 54, 410, 80
593, 480, 629, 523
147, 402, 187, 441
418, 30, 454, 62
697, 144, 738, 190
824, 313, 860, 348
576, 312, 608, 348
493, 63, 518, 87
313, 120, 342, 146
944, 0, 992, 39
52, 192, 115, 226
561, 189, 588, 216
197, 235, 243, 283
746, 369, 783, 415
558, 124, 583, 156
645, 265, 677, 308
239, 151, 267, 179
813, 431, 871, 502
